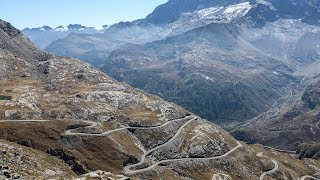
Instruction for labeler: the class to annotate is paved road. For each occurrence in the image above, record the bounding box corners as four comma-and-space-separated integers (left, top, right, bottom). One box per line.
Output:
256, 152, 279, 180
301, 175, 320, 180
124, 141, 242, 175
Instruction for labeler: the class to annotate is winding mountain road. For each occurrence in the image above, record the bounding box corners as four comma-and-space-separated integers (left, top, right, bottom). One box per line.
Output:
124, 141, 243, 175
256, 152, 279, 180
0, 116, 244, 176
3, 117, 312, 179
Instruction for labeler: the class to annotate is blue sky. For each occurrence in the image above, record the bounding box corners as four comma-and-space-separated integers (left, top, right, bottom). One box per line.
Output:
0, 0, 168, 29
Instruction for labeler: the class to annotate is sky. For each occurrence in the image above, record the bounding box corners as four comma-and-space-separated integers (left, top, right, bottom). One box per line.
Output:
0, 0, 168, 29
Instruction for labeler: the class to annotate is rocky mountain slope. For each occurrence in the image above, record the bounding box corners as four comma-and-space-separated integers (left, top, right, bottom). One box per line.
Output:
22, 24, 108, 49
1, 19, 320, 179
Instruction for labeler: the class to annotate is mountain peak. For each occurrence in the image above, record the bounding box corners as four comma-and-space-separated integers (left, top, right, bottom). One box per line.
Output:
40, 26, 53, 30
0, 19, 51, 62
67, 24, 86, 30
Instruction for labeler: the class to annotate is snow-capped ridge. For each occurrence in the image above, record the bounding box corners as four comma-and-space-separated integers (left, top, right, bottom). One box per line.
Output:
179, 2, 252, 24
224, 2, 252, 15
166, 2, 252, 35
24, 24, 109, 32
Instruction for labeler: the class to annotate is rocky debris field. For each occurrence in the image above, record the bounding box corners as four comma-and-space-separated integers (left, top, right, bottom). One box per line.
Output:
0, 140, 75, 179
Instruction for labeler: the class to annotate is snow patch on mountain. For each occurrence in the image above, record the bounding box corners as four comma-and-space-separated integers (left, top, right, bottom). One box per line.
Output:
24, 24, 109, 32
224, 2, 252, 15
176, 2, 252, 24
166, 2, 252, 36
197, 7, 224, 18
256, 0, 276, 10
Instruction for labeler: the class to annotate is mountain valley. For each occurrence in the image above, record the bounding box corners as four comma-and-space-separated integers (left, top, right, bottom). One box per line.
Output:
1, 17, 320, 179
1, 0, 320, 179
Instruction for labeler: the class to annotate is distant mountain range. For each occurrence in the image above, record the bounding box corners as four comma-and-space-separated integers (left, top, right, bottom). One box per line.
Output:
22, 24, 108, 49
23, 0, 320, 153
44, 1, 256, 65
